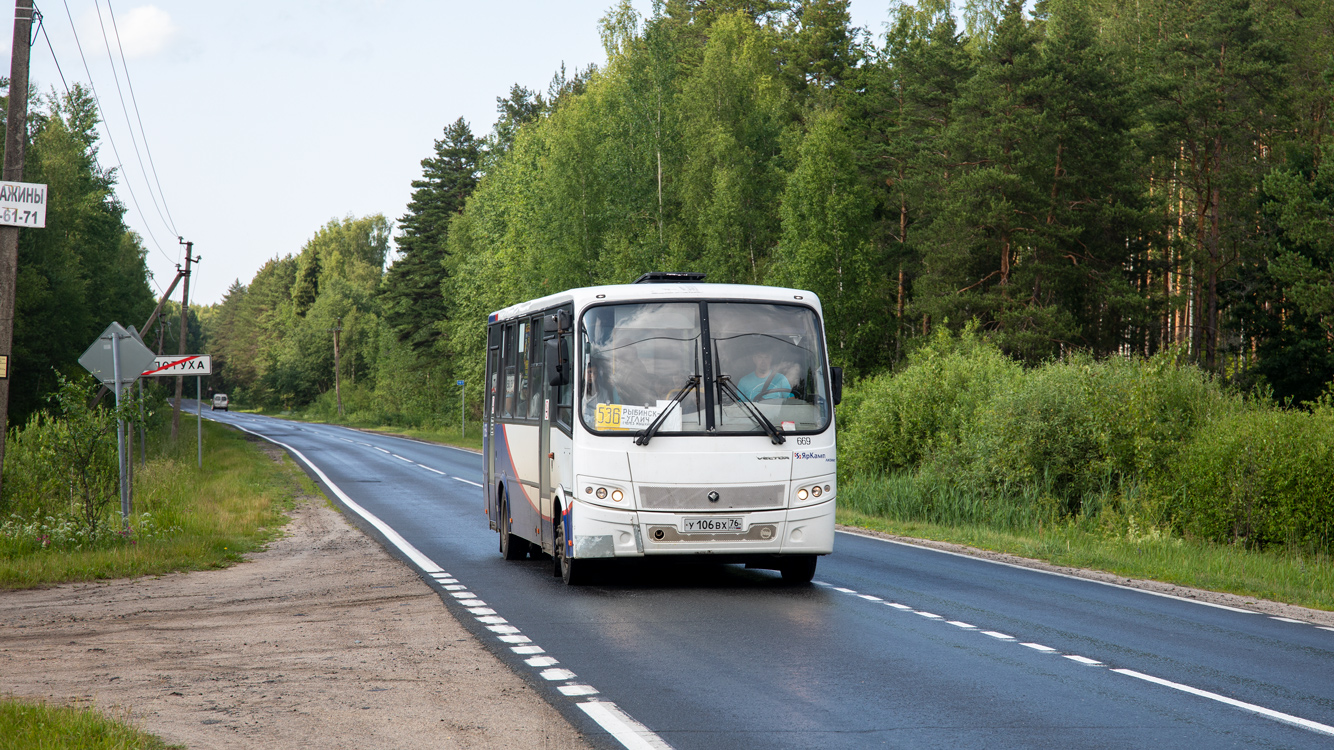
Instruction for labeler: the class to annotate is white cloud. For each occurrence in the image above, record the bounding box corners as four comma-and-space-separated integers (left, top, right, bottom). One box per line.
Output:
114, 6, 178, 59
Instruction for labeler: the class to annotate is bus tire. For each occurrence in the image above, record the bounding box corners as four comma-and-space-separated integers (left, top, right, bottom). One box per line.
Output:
553, 511, 586, 585
779, 555, 817, 584
499, 490, 526, 561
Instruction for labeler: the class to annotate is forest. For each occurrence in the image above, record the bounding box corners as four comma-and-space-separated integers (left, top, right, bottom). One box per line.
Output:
201, 0, 1334, 420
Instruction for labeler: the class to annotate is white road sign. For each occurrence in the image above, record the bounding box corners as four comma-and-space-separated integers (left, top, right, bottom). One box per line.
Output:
0, 181, 47, 228
143, 355, 212, 376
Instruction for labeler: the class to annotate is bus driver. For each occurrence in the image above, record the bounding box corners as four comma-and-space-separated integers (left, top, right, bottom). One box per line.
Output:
737, 347, 792, 401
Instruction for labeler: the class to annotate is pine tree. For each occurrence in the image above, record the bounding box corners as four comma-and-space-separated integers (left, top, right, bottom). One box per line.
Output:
381, 118, 480, 352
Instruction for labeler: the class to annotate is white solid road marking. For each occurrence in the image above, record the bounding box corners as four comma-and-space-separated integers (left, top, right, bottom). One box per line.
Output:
838, 528, 1260, 614
579, 701, 675, 750
1269, 616, 1304, 624
1113, 669, 1334, 737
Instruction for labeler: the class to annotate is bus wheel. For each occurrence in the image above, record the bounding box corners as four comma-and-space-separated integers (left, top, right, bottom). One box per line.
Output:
499, 491, 526, 561
553, 513, 585, 585
780, 555, 817, 584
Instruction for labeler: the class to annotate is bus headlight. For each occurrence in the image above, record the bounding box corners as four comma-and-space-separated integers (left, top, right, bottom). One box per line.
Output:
797, 488, 809, 501
611, 489, 624, 502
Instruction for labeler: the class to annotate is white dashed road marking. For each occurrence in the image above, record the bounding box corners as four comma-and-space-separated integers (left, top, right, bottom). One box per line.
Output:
814, 576, 1331, 738
219, 419, 672, 749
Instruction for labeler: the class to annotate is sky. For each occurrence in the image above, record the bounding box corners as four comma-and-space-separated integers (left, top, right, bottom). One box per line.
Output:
7, 1, 900, 306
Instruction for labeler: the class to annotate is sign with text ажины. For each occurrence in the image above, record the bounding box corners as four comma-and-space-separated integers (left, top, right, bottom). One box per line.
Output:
142, 355, 212, 377
0, 181, 47, 228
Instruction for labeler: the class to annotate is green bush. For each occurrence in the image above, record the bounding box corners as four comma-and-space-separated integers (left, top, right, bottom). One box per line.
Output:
1159, 404, 1334, 551
1, 375, 164, 547
950, 350, 1233, 512
836, 328, 1334, 555
838, 324, 1021, 477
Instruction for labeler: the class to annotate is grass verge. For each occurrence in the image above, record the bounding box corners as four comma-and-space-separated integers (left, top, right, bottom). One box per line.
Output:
0, 696, 181, 750
0, 416, 302, 589
836, 506, 1334, 613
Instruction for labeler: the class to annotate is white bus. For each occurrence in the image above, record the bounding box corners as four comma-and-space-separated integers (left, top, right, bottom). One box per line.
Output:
482, 272, 842, 584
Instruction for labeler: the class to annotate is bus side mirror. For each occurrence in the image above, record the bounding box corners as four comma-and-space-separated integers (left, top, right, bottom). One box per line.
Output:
830, 366, 843, 406
546, 309, 572, 333
546, 338, 569, 387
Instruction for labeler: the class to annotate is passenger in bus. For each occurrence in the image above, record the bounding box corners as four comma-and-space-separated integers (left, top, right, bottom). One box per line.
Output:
582, 357, 611, 422
738, 347, 793, 401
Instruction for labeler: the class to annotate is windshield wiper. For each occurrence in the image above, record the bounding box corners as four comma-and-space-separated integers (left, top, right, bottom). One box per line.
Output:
716, 375, 786, 445
634, 375, 700, 446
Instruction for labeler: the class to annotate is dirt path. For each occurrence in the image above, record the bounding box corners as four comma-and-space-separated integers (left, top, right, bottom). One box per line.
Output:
0, 492, 592, 749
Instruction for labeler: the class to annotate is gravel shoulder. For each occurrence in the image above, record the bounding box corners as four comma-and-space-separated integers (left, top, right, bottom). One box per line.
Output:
0, 478, 591, 749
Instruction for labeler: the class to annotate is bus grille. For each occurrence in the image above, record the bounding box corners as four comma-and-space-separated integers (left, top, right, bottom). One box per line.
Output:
638, 484, 786, 511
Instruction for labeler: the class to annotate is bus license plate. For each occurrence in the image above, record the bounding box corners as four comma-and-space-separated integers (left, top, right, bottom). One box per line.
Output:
683, 517, 742, 533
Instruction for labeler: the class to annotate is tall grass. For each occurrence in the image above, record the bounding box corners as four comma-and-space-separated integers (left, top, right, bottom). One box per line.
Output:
0, 414, 300, 588
0, 697, 179, 750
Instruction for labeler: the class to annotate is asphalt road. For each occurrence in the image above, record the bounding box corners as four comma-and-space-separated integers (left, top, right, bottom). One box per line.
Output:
201, 408, 1334, 750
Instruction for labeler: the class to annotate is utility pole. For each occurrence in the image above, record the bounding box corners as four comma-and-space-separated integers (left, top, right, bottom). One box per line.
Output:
170, 241, 196, 442
0, 0, 35, 497
329, 318, 343, 417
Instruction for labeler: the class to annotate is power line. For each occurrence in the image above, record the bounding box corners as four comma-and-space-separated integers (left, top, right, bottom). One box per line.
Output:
34, 8, 69, 95
95, 0, 176, 240
32, 7, 161, 297
106, 1, 177, 236
58, 0, 176, 267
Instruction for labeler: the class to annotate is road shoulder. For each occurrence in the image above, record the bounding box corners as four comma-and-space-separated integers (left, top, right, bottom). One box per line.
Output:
0, 491, 591, 750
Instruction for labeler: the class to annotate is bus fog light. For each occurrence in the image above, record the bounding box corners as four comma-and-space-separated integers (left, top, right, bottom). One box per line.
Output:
797, 488, 808, 501
760, 527, 773, 540
611, 489, 624, 502
653, 529, 665, 540
596, 488, 607, 499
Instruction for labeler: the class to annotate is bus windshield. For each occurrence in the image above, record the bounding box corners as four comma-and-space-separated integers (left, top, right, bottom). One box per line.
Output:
580, 301, 830, 436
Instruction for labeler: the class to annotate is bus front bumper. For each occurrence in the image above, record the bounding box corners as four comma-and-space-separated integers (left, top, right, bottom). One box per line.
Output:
567, 498, 835, 559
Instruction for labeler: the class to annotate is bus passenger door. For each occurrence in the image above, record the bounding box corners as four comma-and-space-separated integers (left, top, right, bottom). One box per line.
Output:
485, 327, 500, 530
538, 322, 553, 553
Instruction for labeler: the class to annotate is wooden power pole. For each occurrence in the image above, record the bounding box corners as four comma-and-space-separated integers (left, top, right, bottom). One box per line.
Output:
170, 243, 196, 442
0, 0, 35, 494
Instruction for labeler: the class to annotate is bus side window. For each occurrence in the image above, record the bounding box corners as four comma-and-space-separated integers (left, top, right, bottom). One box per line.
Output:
517, 320, 531, 420
528, 316, 544, 420
555, 332, 572, 428
502, 323, 517, 418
